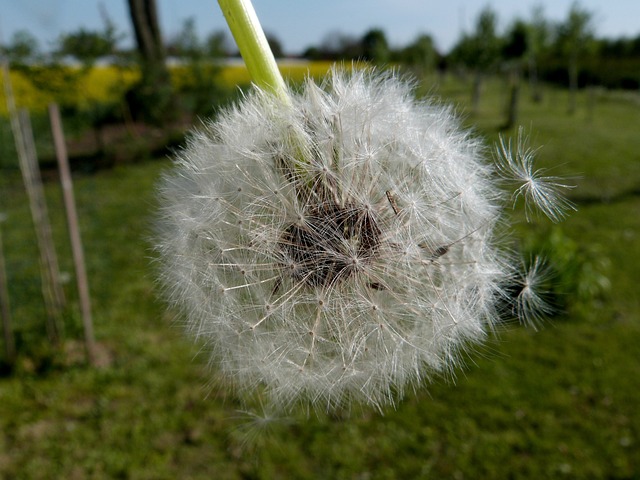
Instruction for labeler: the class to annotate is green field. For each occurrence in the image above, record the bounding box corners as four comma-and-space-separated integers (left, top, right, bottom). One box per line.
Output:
0, 72, 639, 479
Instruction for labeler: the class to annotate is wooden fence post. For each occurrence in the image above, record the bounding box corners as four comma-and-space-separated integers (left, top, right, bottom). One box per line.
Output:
18, 109, 66, 343
2, 60, 65, 344
0, 214, 16, 365
48, 103, 97, 365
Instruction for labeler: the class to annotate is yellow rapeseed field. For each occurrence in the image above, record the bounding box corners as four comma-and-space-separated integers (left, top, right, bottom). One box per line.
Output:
219, 60, 339, 86
0, 61, 343, 116
0, 66, 140, 115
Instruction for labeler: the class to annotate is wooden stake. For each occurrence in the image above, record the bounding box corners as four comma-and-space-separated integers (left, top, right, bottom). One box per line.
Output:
2, 60, 65, 344
17, 109, 66, 343
0, 215, 16, 365
48, 103, 97, 365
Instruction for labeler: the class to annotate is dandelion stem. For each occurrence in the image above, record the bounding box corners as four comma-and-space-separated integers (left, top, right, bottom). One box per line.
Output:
217, 0, 317, 177
217, 0, 289, 104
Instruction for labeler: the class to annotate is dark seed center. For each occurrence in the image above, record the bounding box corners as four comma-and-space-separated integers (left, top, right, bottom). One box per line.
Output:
278, 202, 381, 287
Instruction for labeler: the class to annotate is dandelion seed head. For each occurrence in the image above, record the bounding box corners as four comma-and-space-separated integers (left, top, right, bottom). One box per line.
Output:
156, 69, 565, 413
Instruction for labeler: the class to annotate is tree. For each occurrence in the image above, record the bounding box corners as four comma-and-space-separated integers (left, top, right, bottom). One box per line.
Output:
205, 31, 231, 58
1, 30, 81, 108
266, 34, 284, 58
303, 31, 361, 60
168, 18, 224, 116
127, 0, 164, 65
167, 17, 199, 58
57, 23, 124, 153
556, 2, 595, 114
1, 30, 41, 67
126, 0, 173, 122
361, 28, 390, 64
501, 20, 528, 130
450, 6, 501, 114
400, 34, 437, 75
58, 27, 119, 68
526, 5, 550, 102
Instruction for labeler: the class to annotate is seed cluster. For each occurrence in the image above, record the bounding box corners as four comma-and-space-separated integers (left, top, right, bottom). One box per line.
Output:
278, 202, 381, 288
156, 69, 569, 412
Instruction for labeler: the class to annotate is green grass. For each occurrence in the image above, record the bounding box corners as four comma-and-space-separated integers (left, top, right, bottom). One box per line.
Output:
1, 75, 639, 479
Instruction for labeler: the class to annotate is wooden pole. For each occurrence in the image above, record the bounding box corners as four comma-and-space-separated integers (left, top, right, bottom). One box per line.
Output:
17, 109, 66, 344
2, 60, 65, 344
0, 214, 16, 365
48, 103, 97, 365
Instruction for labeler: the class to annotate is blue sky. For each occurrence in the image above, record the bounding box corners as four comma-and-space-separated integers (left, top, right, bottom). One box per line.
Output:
2, 0, 640, 54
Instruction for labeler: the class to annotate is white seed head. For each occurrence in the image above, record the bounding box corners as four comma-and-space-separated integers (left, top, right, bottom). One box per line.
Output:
156, 69, 563, 412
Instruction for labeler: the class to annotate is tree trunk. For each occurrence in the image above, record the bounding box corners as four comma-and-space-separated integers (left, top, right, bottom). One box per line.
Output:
529, 57, 543, 103
471, 72, 483, 115
126, 0, 173, 122
568, 55, 578, 114
127, 0, 165, 64
503, 67, 521, 130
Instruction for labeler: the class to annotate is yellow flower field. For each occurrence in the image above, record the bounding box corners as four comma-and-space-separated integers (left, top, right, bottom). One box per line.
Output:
218, 59, 338, 86
0, 61, 342, 116
0, 67, 140, 115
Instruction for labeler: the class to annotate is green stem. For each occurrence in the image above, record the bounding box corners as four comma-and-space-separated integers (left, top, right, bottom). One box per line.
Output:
217, 0, 314, 181
217, 0, 289, 104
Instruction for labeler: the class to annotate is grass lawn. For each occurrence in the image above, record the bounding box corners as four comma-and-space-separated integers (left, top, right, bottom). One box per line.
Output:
0, 73, 639, 479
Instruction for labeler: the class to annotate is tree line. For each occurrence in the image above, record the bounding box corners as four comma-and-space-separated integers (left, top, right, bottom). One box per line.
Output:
2, 1, 638, 126
3, 2, 639, 85
301, 5, 640, 92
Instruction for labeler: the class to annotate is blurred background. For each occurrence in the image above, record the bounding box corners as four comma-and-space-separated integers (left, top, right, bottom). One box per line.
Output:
0, 1, 638, 478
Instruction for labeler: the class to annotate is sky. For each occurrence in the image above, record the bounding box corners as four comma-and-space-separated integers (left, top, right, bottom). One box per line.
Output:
1, 0, 640, 55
